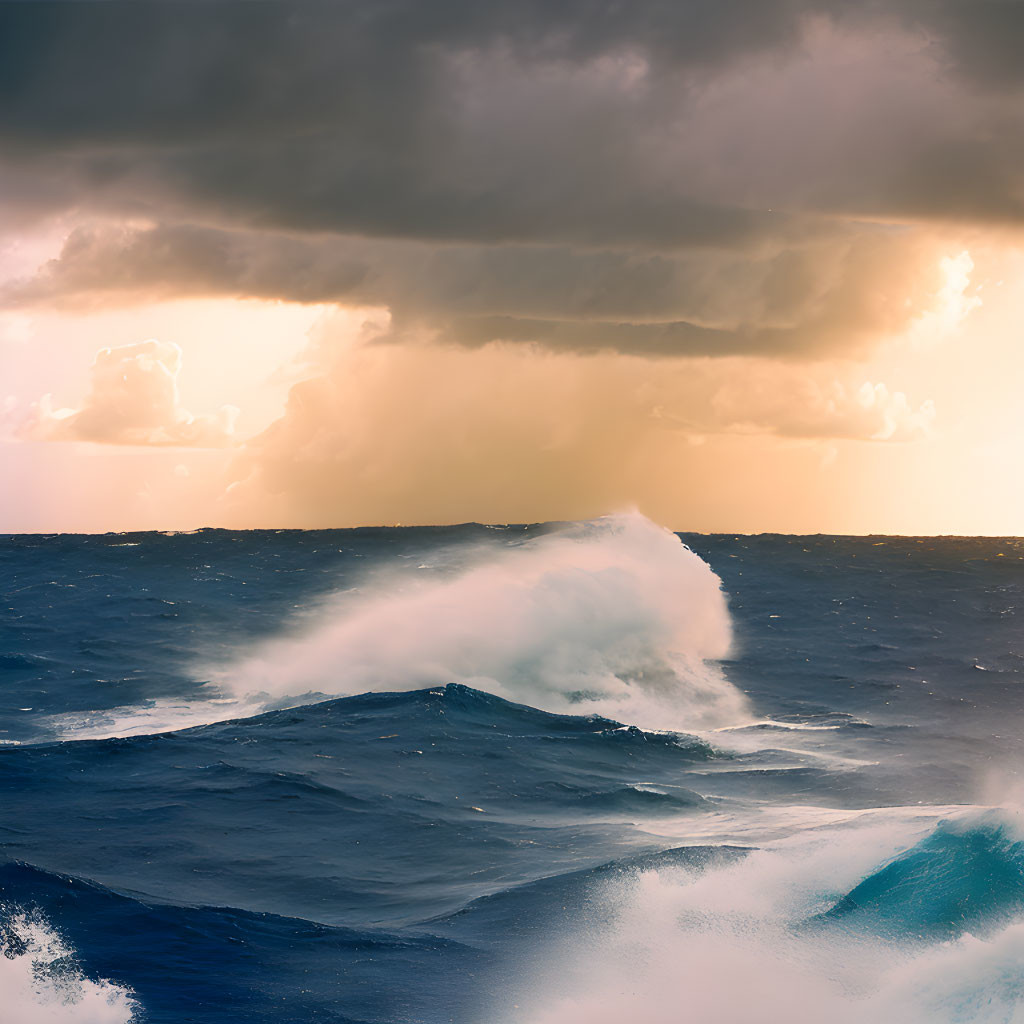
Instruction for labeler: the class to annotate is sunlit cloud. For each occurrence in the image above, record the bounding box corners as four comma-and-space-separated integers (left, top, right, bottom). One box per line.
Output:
702, 376, 936, 442
211, 307, 941, 529
23, 338, 238, 447
907, 250, 982, 347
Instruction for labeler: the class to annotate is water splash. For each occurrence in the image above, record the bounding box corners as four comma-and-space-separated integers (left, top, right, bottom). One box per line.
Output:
0, 910, 137, 1023
216, 512, 747, 734
506, 809, 1024, 1024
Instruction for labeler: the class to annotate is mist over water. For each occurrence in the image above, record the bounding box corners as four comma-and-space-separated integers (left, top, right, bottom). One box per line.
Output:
2, 520, 1023, 1021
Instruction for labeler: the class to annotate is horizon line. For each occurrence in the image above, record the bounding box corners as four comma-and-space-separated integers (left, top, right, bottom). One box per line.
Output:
2, 522, 1023, 541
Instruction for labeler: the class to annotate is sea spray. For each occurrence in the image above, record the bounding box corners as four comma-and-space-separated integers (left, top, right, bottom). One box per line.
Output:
0, 910, 137, 1024
508, 809, 1024, 1024
215, 512, 747, 733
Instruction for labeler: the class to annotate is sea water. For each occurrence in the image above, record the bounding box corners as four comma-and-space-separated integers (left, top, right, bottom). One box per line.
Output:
1, 515, 1022, 1022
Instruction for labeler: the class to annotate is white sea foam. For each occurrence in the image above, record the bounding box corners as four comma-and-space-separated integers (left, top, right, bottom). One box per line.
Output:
211, 512, 748, 734
41, 697, 261, 743
719, 718, 845, 731
0, 911, 137, 1023
501, 807, 1024, 1024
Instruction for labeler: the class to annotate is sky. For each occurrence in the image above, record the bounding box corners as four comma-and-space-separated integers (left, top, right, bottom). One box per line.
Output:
1, 0, 1023, 534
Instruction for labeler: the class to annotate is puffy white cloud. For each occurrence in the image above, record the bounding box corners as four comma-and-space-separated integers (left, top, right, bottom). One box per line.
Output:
856, 381, 937, 441
25, 338, 237, 447
906, 250, 984, 348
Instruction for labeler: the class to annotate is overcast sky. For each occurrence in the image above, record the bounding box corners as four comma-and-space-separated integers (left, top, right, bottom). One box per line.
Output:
2, 0, 1022, 533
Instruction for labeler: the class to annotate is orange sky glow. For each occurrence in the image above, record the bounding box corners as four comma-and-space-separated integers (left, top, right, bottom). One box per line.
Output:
2, 6, 1023, 534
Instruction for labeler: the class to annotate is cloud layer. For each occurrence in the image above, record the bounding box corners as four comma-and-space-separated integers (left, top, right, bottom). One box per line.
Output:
2, 2, 1007, 362
1, 0, 1010, 530
1, 221, 958, 361
3, 2, 1024, 237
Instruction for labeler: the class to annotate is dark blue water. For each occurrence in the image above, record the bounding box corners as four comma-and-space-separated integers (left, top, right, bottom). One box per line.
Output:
2, 518, 1023, 1022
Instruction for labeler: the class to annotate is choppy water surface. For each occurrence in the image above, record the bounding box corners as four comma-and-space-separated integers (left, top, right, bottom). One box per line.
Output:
2, 515, 1023, 1022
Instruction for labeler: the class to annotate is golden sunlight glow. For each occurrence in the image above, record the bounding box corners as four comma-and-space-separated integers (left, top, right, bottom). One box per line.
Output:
908, 250, 982, 347
0, 233, 1020, 535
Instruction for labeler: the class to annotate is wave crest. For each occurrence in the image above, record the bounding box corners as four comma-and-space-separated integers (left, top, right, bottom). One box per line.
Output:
215, 512, 747, 733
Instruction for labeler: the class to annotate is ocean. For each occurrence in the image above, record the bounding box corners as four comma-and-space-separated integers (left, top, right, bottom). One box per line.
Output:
2, 513, 1023, 1023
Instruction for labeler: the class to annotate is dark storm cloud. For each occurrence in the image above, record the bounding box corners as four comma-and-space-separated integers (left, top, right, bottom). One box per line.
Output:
3, 221, 943, 357
899, 0, 1024, 88
0, 222, 833, 313
0, 0, 810, 244
5, 0, 1023, 244
0, 0, 1016, 361
0, 0, 811, 145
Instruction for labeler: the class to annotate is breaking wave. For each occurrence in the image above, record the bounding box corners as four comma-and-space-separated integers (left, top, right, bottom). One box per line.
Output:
213, 512, 747, 735
509, 810, 1024, 1024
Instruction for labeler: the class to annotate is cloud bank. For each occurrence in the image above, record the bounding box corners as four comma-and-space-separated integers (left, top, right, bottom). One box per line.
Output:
3, 1, 1024, 240
0, 2, 1012, 348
